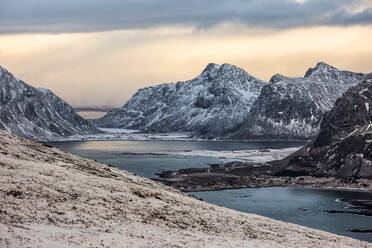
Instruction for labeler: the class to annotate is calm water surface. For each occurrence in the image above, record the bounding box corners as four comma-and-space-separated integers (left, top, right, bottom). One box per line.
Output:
50, 140, 302, 178
193, 187, 372, 242
49, 140, 372, 243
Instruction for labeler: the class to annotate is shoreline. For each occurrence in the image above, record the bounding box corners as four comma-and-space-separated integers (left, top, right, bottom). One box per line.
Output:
2, 129, 370, 247
158, 174, 372, 193
184, 183, 372, 194
41, 130, 310, 143
158, 170, 372, 219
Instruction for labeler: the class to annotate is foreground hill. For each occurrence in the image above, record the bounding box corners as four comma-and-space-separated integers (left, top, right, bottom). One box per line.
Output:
93, 63, 266, 138
0, 129, 369, 248
228, 62, 370, 140
0, 65, 100, 140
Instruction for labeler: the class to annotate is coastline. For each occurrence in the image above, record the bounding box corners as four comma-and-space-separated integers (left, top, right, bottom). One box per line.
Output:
1, 129, 371, 247
158, 174, 372, 193
158, 169, 372, 218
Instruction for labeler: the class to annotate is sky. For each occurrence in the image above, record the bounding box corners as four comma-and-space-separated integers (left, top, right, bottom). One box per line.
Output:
1, 0, 372, 107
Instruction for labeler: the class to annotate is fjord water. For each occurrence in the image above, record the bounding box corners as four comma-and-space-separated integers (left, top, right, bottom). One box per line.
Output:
49, 140, 303, 178
49, 140, 372, 242
193, 187, 372, 242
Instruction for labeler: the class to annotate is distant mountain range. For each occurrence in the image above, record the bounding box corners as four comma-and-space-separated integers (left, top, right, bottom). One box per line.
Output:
158, 77, 372, 190
93, 63, 266, 137
94, 62, 371, 140
228, 62, 370, 140
0, 65, 100, 140
1, 62, 371, 141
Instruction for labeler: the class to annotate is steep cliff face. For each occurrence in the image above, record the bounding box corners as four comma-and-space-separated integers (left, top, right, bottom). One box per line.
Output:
228, 62, 369, 140
283, 78, 372, 179
0, 65, 100, 140
93, 63, 266, 137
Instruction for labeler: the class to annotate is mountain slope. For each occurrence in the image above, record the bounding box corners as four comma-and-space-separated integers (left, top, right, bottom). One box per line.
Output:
93, 63, 267, 137
228, 62, 369, 140
0, 129, 369, 248
0, 65, 100, 140
281, 78, 372, 179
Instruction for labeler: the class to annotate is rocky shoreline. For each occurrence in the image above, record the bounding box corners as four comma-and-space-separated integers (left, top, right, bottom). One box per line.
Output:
158, 163, 372, 220
157, 162, 372, 192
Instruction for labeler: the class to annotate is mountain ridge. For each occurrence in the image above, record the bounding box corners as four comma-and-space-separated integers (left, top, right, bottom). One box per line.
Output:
93, 62, 370, 140
280, 78, 372, 179
227, 62, 370, 140
0, 65, 100, 140
93, 63, 267, 137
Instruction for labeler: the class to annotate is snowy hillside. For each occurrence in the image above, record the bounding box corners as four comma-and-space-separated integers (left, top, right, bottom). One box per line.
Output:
93, 63, 267, 137
0, 65, 100, 140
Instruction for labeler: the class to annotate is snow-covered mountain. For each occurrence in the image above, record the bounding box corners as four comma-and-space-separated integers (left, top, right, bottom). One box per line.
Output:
228, 62, 370, 140
280, 78, 372, 179
0, 65, 100, 140
93, 63, 267, 137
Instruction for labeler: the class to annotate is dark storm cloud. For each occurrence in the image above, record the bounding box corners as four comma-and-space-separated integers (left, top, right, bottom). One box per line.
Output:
0, 0, 371, 34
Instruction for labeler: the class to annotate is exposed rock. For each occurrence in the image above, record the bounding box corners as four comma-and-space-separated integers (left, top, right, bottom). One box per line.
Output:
228, 62, 370, 140
282, 78, 372, 179
93, 63, 266, 138
0, 65, 100, 140
157, 79, 372, 190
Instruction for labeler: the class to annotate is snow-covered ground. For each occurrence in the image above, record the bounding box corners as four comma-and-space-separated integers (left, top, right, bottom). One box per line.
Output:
1, 129, 370, 248
173, 147, 300, 163
54, 128, 302, 163
53, 128, 307, 144
54, 128, 201, 141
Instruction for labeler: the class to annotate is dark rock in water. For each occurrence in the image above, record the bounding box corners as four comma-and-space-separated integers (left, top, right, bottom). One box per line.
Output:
281, 78, 372, 179
324, 209, 372, 217
92, 63, 266, 138
228, 62, 370, 140
348, 229, 372, 233
0, 65, 100, 140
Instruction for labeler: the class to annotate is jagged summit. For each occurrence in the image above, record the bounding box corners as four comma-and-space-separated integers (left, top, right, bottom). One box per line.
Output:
0, 65, 100, 140
304, 62, 338, 78
93, 63, 267, 137
0, 65, 15, 81
227, 62, 370, 140
269, 74, 291, 84
201, 63, 220, 75
282, 79, 372, 179
201, 63, 253, 79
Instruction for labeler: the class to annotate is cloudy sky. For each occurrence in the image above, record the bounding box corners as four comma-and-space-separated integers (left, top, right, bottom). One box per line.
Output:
1, 0, 372, 107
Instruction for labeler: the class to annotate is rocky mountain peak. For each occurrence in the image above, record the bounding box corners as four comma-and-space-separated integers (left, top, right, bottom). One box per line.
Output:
304, 62, 338, 78
0, 65, 15, 81
201, 63, 247, 78
0, 65, 100, 140
227, 63, 369, 140
269, 74, 287, 83
282, 79, 372, 180
201, 63, 221, 75
93, 63, 266, 137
